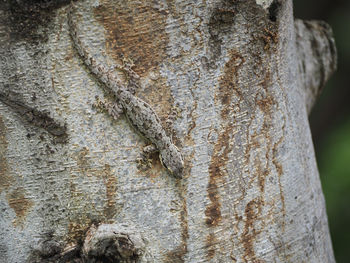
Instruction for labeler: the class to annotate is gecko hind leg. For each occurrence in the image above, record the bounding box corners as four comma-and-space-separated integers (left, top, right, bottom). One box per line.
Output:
136, 144, 159, 172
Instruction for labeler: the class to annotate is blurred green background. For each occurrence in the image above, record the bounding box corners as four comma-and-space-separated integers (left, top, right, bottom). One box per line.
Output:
294, 0, 350, 262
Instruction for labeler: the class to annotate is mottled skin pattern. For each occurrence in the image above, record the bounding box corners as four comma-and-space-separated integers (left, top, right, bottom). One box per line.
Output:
67, 3, 184, 178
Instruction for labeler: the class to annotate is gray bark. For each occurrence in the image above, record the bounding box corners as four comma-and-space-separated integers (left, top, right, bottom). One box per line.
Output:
0, 0, 336, 262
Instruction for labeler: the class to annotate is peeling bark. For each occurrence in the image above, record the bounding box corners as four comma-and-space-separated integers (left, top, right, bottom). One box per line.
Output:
0, 0, 336, 262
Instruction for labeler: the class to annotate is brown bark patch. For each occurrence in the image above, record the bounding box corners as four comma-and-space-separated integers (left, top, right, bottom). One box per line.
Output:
242, 198, 265, 263
164, 245, 187, 263
256, 95, 275, 114
179, 194, 189, 260
254, 156, 270, 193
205, 233, 217, 260
7, 187, 33, 227
204, 50, 244, 258
102, 164, 118, 219
272, 132, 286, 229
75, 147, 90, 175
0, 116, 12, 193
218, 51, 244, 119
205, 124, 234, 259
206, 124, 234, 228
260, 27, 279, 50
185, 86, 198, 144
205, 50, 243, 227
94, 0, 169, 77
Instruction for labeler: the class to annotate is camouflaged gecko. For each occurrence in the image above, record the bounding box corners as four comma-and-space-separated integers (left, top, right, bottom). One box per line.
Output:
68, 4, 184, 178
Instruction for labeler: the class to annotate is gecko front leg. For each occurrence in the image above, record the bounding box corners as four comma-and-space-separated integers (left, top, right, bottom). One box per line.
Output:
68, 3, 184, 178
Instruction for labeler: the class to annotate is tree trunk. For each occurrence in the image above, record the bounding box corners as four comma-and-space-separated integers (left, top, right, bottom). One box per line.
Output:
0, 0, 336, 262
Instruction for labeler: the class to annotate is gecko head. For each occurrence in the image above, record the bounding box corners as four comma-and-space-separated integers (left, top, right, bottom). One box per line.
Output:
159, 145, 184, 179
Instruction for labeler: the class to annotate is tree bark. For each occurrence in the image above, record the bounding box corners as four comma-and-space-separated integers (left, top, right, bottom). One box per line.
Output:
0, 0, 336, 262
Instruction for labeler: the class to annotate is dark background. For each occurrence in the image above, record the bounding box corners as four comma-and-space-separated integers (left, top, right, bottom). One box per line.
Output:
294, 0, 350, 262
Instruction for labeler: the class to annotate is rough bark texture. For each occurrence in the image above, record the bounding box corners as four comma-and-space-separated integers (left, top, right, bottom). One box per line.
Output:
0, 0, 336, 262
